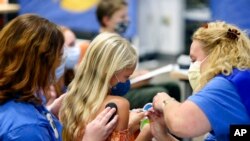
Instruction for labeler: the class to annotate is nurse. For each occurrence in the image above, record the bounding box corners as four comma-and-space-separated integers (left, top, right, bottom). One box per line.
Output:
0, 14, 117, 141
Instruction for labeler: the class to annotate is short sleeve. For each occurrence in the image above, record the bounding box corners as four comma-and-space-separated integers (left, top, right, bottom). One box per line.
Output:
107, 129, 135, 141
79, 41, 90, 62
6, 124, 51, 141
188, 76, 250, 140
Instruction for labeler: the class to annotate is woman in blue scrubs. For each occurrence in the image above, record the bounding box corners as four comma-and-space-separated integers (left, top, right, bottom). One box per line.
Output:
0, 14, 117, 141
150, 21, 250, 141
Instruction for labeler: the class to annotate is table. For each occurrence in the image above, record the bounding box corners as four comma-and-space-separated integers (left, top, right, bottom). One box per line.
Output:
0, 4, 19, 28
0, 4, 19, 13
170, 65, 192, 100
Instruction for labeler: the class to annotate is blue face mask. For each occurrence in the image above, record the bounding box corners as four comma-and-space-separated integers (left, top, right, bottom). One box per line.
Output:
65, 45, 80, 69
55, 51, 66, 82
114, 21, 129, 35
111, 76, 131, 96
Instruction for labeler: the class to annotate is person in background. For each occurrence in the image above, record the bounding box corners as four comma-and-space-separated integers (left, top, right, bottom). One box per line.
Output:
47, 26, 87, 107
46, 26, 80, 106
96, 0, 129, 36
61, 26, 82, 70
81, 0, 180, 109
149, 21, 250, 141
0, 14, 118, 141
60, 32, 153, 141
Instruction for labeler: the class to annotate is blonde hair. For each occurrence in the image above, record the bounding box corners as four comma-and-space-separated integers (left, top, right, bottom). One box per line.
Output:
59, 32, 137, 141
192, 21, 250, 90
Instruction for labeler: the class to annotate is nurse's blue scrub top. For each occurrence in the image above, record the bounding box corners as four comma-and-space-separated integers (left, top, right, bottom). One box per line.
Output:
188, 76, 250, 141
0, 100, 62, 141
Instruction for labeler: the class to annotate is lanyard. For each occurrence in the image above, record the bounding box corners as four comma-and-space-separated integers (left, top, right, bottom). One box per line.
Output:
35, 104, 59, 139
46, 112, 59, 139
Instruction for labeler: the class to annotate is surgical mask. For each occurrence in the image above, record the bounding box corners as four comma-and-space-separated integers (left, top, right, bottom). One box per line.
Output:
114, 21, 129, 35
64, 45, 81, 69
55, 51, 66, 82
188, 61, 201, 91
111, 75, 131, 96
188, 57, 208, 91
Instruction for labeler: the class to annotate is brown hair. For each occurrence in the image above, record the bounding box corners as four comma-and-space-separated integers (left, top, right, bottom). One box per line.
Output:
96, 0, 127, 27
0, 14, 64, 104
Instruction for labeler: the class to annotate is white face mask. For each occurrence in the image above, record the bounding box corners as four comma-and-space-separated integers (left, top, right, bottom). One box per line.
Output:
188, 56, 208, 91
188, 61, 202, 91
64, 45, 80, 69
55, 50, 67, 82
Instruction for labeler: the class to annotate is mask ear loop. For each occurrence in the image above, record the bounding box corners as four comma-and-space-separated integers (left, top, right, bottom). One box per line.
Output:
190, 56, 208, 66
198, 55, 209, 89
200, 56, 209, 64
115, 74, 120, 83
109, 74, 120, 89
196, 56, 209, 69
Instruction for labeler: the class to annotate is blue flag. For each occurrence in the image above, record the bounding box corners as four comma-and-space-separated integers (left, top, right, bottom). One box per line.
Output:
210, 0, 250, 36
18, 0, 137, 38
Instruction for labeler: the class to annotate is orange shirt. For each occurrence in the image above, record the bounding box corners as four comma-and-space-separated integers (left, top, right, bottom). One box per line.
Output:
107, 129, 135, 141
78, 41, 90, 63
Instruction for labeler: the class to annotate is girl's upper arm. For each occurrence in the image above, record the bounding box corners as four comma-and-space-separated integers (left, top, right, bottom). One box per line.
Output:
105, 96, 130, 131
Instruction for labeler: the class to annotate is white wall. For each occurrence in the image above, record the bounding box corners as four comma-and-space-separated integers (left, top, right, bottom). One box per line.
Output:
137, 0, 185, 56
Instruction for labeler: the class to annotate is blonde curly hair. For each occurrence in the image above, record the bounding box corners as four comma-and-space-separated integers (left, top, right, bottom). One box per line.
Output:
192, 21, 250, 90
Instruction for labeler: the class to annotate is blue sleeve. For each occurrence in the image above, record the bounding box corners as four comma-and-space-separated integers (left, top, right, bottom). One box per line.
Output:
188, 77, 250, 140
6, 125, 51, 141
